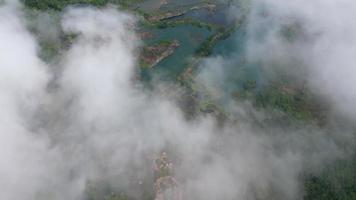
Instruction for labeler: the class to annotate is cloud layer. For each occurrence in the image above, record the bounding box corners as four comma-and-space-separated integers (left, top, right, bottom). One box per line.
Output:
246, 0, 356, 121
0, 1, 355, 200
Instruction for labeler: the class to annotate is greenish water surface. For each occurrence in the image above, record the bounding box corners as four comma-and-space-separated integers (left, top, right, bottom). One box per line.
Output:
142, 25, 212, 81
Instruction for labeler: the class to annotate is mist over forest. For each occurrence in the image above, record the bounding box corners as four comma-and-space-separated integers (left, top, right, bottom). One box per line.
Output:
0, 0, 356, 200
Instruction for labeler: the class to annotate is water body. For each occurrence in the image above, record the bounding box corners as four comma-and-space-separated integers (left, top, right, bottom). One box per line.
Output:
137, 0, 202, 12
209, 23, 263, 99
137, 0, 206, 12
172, 4, 235, 27
142, 25, 212, 81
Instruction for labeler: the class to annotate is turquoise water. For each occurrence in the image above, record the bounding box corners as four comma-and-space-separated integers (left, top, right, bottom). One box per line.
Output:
209, 23, 263, 98
172, 4, 235, 27
138, 0, 259, 88
141, 25, 212, 81
137, 0, 202, 12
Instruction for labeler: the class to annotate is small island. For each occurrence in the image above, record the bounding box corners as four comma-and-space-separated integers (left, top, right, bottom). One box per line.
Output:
140, 40, 180, 68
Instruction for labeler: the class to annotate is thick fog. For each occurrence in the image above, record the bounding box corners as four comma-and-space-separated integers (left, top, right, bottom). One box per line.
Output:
0, 1, 355, 200
246, 0, 356, 121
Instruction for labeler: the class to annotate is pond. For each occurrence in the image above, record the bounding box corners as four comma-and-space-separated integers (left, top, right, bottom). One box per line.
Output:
171, 4, 236, 27
207, 22, 264, 101
141, 25, 212, 81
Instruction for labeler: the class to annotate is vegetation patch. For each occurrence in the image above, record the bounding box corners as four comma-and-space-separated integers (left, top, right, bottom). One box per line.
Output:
195, 17, 244, 57
140, 40, 180, 69
22, 0, 144, 10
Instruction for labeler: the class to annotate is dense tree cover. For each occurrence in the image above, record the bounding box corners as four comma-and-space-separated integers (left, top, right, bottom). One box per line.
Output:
231, 78, 326, 123
304, 157, 356, 200
23, 0, 108, 10
255, 88, 315, 120
22, 0, 143, 10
